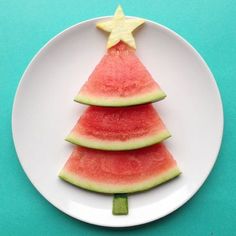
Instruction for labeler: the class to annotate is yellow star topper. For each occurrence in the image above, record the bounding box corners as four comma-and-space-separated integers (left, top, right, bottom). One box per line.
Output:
96, 5, 145, 49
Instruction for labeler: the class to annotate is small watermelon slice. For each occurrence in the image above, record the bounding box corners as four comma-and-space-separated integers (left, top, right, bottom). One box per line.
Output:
75, 42, 166, 107
59, 143, 180, 194
66, 104, 171, 151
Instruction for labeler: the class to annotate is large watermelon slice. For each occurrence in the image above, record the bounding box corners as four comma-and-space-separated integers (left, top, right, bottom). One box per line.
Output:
75, 42, 166, 107
59, 143, 180, 194
66, 104, 171, 151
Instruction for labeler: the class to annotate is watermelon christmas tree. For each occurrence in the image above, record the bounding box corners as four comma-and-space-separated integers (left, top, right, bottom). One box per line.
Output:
59, 5, 180, 215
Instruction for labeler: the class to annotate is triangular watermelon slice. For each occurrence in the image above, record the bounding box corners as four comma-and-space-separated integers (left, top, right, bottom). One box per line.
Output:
66, 104, 171, 151
59, 143, 180, 194
75, 42, 166, 107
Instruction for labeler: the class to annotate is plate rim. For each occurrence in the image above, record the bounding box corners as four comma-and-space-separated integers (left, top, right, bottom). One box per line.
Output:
12, 16, 224, 227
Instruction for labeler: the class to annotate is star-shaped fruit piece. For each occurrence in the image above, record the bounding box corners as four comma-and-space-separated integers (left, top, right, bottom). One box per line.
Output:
96, 5, 145, 49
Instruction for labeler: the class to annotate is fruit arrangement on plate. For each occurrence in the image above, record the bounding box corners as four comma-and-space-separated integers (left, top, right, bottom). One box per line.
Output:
59, 5, 181, 215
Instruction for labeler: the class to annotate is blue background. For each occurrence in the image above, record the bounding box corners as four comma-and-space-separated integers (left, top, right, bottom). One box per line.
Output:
1, 0, 235, 235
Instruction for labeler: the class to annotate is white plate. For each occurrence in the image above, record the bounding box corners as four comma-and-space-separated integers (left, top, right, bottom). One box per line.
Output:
12, 17, 223, 227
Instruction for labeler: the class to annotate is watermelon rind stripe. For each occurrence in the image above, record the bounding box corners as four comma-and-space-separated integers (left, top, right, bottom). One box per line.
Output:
65, 130, 171, 151
59, 166, 181, 194
74, 89, 166, 107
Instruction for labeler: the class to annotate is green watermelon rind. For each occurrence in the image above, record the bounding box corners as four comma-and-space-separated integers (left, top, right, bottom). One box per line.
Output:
59, 166, 181, 194
65, 130, 171, 151
113, 194, 128, 215
74, 89, 166, 107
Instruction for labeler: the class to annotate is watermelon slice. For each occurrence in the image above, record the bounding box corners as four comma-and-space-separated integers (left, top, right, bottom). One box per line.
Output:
66, 104, 171, 151
59, 143, 180, 194
75, 42, 166, 107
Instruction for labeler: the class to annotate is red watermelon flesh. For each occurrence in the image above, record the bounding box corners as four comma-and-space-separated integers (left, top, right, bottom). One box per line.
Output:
59, 143, 180, 193
75, 42, 166, 107
66, 104, 171, 151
